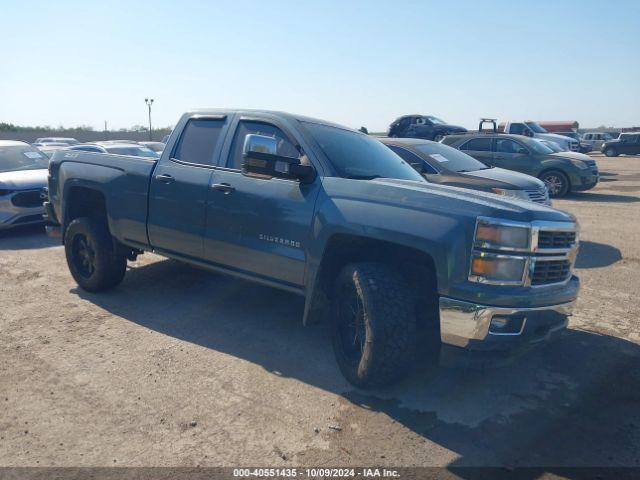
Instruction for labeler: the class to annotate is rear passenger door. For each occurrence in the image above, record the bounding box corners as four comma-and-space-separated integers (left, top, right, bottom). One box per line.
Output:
148, 116, 230, 258
458, 137, 494, 165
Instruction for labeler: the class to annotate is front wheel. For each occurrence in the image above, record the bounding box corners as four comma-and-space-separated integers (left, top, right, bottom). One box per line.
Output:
604, 147, 618, 157
540, 170, 570, 198
331, 263, 417, 388
433, 133, 445, 142
64, 217, 127, 292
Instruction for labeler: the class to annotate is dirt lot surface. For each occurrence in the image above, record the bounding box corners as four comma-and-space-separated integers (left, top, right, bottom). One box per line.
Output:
1, 155, 639, 469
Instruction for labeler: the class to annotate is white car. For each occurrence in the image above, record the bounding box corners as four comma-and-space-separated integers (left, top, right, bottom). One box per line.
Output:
0, 141, 49, 230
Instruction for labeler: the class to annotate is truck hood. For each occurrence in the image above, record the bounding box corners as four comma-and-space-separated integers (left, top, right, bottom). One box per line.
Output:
461, 167, 545, 190
0, 169, 48, 190
323, 177, 574, 224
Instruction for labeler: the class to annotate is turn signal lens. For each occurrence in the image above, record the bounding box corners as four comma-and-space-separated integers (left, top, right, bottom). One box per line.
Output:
470, 254, 527, 284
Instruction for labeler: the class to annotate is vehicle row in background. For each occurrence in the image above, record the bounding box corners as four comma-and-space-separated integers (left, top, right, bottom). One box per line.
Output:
67, 142, 159, 158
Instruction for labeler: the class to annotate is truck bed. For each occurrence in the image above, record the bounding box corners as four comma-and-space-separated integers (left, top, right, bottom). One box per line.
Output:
49, 150, 158, 247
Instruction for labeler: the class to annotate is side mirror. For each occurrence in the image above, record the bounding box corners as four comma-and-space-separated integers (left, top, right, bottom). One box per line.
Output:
242, 134, 315, 183
517, 148, 528, 155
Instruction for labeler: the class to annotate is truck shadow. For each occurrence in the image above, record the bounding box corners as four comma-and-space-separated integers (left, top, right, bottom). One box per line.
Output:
0, 224, 59, 250
73, 258, 640, 474
575, 240, 622, 269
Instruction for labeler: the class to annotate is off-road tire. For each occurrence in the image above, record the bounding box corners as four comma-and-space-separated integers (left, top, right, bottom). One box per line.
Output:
604, 147, 618, 157
64, 217, 127, 292
331, 262, 417, 388
540, 170, 570, 198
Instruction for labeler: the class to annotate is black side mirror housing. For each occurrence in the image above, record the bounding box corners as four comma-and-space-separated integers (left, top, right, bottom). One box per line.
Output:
242, 134, 316, 183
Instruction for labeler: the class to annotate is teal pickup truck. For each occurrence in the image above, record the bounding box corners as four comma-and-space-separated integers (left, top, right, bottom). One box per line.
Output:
44, 109, 580, 387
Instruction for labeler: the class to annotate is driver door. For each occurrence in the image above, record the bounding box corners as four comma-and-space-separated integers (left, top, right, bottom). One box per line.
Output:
203, 118, 321, 288
492, 138, 536, 176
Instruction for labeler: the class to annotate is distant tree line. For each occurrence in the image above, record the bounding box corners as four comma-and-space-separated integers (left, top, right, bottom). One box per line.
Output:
0, 122, 173, 134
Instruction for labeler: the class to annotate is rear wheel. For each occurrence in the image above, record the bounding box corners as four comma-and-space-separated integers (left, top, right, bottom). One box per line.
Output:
540, 170, 570, 198
604, 147, 618, 157
65, 217, 127, 292
433, 133, 445, 142
331, 263, 417, 388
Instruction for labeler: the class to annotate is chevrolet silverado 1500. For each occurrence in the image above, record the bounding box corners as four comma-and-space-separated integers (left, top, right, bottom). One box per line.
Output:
45, 109, 580, 387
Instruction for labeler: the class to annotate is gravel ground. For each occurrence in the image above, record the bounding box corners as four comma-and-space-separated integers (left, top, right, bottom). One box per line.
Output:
0, 154, 639, 469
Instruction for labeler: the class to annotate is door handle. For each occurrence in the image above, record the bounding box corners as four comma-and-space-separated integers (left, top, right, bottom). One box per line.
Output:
155, 174, 175, 184
211, 183, 235, 194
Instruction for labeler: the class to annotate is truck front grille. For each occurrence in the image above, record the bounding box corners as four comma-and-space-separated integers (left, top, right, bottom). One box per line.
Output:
532, 259, 572, 285
525, 188, 550, 204
538, 230, 577, 249
11, 190, 44, 208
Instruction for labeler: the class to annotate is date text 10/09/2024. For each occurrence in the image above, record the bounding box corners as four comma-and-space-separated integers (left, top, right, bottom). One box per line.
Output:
233, 468, 400, 478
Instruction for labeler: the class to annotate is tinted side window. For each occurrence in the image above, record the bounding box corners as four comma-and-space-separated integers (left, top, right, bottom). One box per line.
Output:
460, 138, 492, 152
173, 118, 225, 165
496, 138, 525, 153
227, 121, 298, 170
509, 123, 526, 135
387, 145, 437, 174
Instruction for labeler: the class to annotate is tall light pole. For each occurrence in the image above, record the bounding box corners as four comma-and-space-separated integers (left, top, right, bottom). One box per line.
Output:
145, 98, 154, 141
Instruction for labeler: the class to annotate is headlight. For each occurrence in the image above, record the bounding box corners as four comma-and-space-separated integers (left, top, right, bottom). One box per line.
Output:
470, 252, 527, 284
568, 159, 588, 169
492, 188, 530, 201
474, 217, 531, 251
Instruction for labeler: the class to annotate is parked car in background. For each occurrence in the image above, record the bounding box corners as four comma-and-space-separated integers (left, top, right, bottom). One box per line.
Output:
36, 143, 70, 158
139, 141, 165, 153
0, 141, 48, 230
601, 132, 640, 157
44, 109, 580, 388
582, 132, 616, 150
441, 133, 599, 197
380, 138, 550, 205
33, 137, 79, 146
500, 122, 579, 151
555, 131, 592, 153
67, 142, 160, 158
388, 115, 467, 141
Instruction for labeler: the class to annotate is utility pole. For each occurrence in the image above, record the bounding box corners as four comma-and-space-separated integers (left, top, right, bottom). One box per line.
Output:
104, 120, 108, 140
145, 98, 154, 141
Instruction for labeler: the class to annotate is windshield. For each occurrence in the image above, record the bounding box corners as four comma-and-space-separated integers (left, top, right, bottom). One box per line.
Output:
413, 143, 489, 172
527, 138, 555, 154
0, 145, 49, 173
106, 146, 159, 158
539, 140, 563, 153
525, 122, 548, 133
303, 122, 425, 182
426, 116, 446, 125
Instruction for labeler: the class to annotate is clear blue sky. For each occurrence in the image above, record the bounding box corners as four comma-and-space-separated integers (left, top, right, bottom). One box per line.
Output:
1, 0, 639, 131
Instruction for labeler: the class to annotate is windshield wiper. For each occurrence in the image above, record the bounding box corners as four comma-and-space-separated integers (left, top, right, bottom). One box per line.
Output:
344, 174, 383, 180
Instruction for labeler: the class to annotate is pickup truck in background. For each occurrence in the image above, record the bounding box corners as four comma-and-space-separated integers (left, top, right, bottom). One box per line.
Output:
44, 109, 580, 387
500, 121, 580, 151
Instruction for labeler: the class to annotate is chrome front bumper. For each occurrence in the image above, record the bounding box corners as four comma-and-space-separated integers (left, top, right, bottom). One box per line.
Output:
439, 297, 575, 348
